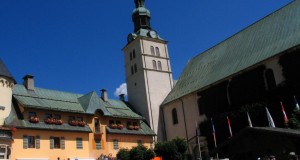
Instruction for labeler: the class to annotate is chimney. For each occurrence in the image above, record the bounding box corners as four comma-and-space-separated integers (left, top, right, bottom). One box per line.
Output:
119, 94, 125, 101
101, 89, 108, 102
23, 74, 34, 90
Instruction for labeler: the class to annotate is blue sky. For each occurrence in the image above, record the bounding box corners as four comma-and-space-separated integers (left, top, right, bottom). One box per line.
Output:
0, 0, 291, 98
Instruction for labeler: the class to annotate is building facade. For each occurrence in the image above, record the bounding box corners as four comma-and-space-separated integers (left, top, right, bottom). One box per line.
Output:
1, 73, 155, 160
123, 0, 173, 140
161, 1, 300, 159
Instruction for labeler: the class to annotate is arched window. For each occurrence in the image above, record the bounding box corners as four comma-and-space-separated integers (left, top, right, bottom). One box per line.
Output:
150, 46, 155, 55
130, 52, 132, 60
152, 60, 157, 70
133, 50, 136, 59
155, 47, 160, 57
158, 61, 162, 71
172, 108, 178, 124
134, 64, 137, 73
131, 66, 134, 75
265, 69, 276, 90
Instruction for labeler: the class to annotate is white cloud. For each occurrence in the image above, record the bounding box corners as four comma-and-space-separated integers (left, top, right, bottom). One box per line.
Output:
114, 83, 127, 97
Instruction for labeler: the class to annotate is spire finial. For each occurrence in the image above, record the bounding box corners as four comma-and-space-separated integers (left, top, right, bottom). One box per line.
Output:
132, 0, 151, 32
134, 0, 145, 8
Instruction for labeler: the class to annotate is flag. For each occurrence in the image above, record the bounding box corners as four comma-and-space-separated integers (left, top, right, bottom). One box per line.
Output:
266, 107, 276, 128
247, 112, 253, 127
226, 116, 233, 137
211, 118, 217, 148
280, 102, 289, 123
294, 96, 300, 110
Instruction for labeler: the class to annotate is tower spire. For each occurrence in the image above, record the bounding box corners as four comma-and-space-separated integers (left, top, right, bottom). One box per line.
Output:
132, 0, 151, 32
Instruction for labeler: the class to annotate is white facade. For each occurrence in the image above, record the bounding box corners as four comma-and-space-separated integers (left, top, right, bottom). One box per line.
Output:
123, 37, 173, 140
0, 76, 14, 126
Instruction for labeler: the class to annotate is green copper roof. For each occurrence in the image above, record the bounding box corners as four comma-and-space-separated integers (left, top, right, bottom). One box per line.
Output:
106, 120, 156, 136
13, 85, 85, 113
104, 99, 144, 119
162, 1, 300, 105
13, 84, 145, 120
133, 7, 151, 17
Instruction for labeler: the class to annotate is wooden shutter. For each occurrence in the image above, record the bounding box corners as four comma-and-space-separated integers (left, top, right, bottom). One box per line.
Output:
23, 135, 28, 149
61, 137, 65, 150
76, 138, 83, 149
36, 135, 40, 149
50, 136, 54, 149
95, 139, 101, 150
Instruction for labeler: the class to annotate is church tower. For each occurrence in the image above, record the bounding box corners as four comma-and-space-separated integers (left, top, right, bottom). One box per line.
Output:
123, 0, 173, 140
0, 59, 16, 126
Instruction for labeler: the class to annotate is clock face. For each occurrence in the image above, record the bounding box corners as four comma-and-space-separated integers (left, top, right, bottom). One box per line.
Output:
149, 30, 157, 38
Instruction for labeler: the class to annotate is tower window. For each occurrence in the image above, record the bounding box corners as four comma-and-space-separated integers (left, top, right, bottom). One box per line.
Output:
172, 108, 178, 124
133, 50, 136, 59
150, 46, 155, 55
152, 60, 157, 70
131, 66, 134, 75
158, 61, 162, 71
130, 52, 132, 60
134, 64, 137, 73
155, 47, 160, 57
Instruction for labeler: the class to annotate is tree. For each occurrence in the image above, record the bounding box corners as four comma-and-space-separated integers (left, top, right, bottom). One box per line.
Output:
116, 148, 130, 160
154, 137, 188, 160
117, 145, 155, 160
287, 109, 300, 129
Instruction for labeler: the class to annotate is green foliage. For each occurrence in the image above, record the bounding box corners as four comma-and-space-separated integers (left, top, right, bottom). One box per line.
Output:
116, 148, 130, 160
117, 145, 155, 160
287, 109, 300, 129
154, 137, 188, 160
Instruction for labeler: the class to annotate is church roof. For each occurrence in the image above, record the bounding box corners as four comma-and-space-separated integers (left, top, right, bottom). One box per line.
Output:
162, 1, 300, 105
0, 59, 16, 83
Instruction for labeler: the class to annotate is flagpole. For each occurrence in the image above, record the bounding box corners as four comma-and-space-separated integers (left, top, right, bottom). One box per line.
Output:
195, 121, 202, 160
266, 107, 276, 128
211, 118, 219, 159
247, 112, 253, 127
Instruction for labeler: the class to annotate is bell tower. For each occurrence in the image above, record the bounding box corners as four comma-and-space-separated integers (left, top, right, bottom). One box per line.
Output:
123, 0, 173, 140
0, 59, 16, 126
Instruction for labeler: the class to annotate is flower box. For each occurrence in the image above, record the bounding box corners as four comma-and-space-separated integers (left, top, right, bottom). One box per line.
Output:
110, 124, 117, 129
55, 119, 63, 125
117, 124, 124, 130
44, 118, 55, 124
29, 116, 39, 123
69, 120, 78, 126
127, 125, 134, 130
134, 126, 140, 130
78, 121, 86, 127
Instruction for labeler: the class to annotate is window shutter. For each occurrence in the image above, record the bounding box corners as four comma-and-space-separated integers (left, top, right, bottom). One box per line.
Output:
36, 135, 40, 149
61, 137, 65, 150
50, 136, 54, 149
76, 138, 83, 149
95, 139, 101, 150
23, 135, 28, 149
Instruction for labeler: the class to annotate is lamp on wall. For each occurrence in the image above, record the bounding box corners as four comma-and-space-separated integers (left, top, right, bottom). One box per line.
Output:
0, 106, 5, 110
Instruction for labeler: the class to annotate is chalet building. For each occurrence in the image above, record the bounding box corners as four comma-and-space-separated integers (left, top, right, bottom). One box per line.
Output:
0, 61, 155, 160
161, 0, 300, 159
